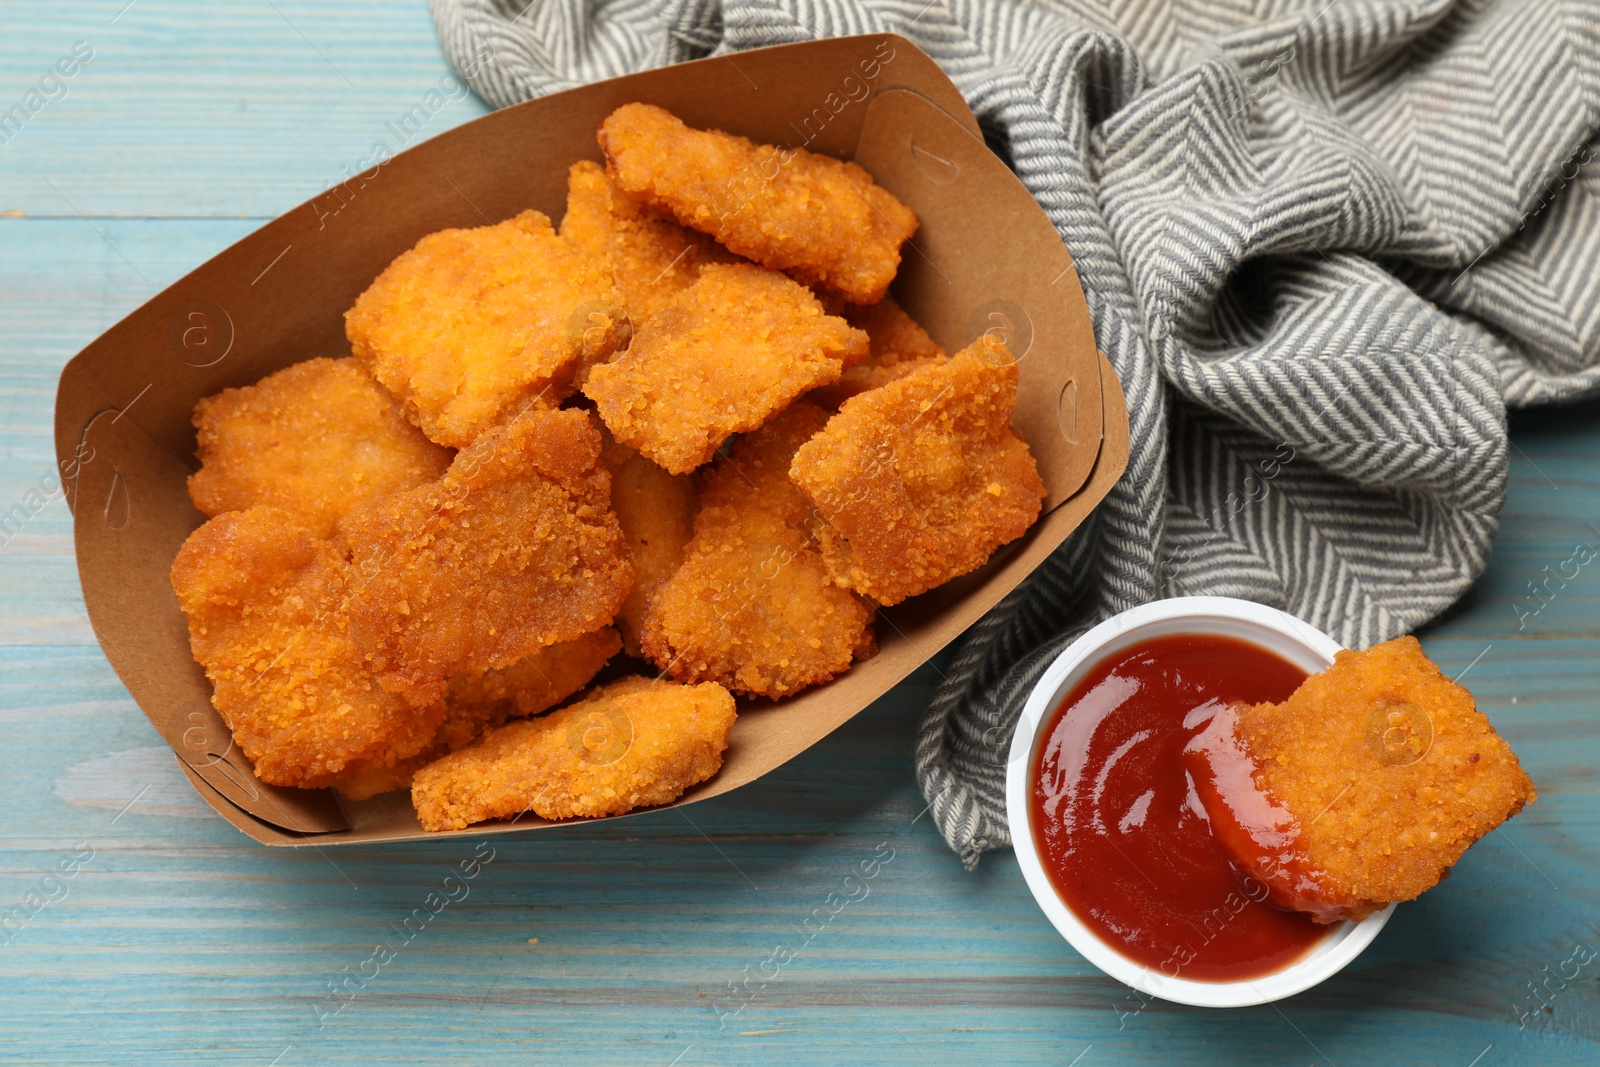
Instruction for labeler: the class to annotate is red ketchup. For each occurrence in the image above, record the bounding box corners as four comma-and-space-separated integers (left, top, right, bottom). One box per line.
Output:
1030, 633, 1328, 982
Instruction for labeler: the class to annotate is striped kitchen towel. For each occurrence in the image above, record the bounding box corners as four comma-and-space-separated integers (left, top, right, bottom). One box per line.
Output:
429, 0, 1600, 867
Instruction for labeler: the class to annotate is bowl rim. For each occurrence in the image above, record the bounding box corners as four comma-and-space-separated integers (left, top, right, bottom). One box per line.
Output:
1004, 595, 1395, 1008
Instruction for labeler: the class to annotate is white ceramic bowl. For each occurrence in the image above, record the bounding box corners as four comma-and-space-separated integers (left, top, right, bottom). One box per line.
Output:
1005, 596, 1394, 1007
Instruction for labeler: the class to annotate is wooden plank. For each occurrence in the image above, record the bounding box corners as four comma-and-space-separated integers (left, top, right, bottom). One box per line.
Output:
0, 0, 490, 219
1, 1, 1598, 1064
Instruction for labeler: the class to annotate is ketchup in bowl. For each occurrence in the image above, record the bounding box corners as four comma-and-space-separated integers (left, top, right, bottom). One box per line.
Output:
1030, 633, 1328, 982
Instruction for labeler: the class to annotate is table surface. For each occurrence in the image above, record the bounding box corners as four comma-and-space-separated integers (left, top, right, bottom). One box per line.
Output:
3, 3, 1597, 1064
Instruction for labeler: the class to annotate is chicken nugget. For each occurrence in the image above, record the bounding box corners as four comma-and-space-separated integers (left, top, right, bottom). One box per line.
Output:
326, 758, 429, 803
560, 160, 739, 324
343, 407, 632, 707
584, 262, 865, 474
599, 429, 695, 656
346, 209, 628, 448
170, 506, 442, 790
187, 357, 452, 537
640, 403, 875, 699
599, 103, 917, 304
330, 627, 622, 800
809, 296, 947, 409
411, 676, 736, 830
789, 336, 1046, 605
848, 296, 945, 363
440, 626, 623, 747
1185, 636, 1537, 923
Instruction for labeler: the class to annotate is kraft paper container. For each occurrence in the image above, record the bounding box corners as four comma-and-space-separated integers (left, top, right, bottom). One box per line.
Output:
53, 34, 1128, 845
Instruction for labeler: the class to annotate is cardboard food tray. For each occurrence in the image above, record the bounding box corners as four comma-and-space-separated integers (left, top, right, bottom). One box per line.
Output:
53, 34, 1128, 845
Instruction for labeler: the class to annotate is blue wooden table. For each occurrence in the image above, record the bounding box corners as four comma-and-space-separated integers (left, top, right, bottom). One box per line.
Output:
2, 3, 1596, 1064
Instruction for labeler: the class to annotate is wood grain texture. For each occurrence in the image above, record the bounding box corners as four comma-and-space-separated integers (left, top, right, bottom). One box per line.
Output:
2, 2, 1598, 1064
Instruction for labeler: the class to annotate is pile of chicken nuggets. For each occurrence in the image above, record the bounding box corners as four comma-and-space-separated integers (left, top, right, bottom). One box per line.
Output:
170, 103, 1047, 832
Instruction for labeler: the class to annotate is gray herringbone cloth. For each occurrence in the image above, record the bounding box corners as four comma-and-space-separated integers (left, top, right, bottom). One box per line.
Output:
428, 0, 1600, 868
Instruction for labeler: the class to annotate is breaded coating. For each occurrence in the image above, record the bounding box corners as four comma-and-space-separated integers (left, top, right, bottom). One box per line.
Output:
343, 407, 633, 707
187, 357, 452, 537
411, 676, 736, 830
599, 103, 917, 304
331, 627, 621, 800
640, 403, 875, 699
170, 507, 441, 790
327, 757, 429, 803
584, 262, 865, 473
345, 209, 628, 448
441, 626, 623, 745
789, 336, 1046, 605
599, 429, 695, 656
848, 296, 945, 363
810, 297, 947, 409
560, 160, 739, 324
1187, 637, 1537, 923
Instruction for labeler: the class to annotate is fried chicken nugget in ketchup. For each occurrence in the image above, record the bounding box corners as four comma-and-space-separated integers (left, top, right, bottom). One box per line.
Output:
343, 407, 632, 708
598, 103, 917, 305
1185, 636, 1537, 922
411, 676, 736, 831
789, 335, 1045, 605
584, 263, 865, 474
170, 506, 442, 790
345, 209, 627, 447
